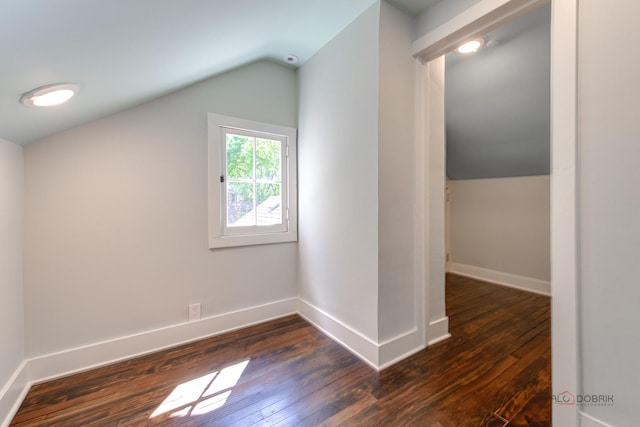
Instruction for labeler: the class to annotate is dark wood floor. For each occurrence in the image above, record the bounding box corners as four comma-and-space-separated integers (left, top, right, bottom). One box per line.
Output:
11, 274, 551, 426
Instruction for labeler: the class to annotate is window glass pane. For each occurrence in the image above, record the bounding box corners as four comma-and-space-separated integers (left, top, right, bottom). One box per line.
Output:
226, 134, 254, 180
256, 138, 281, 181
227, 182, 254, 226
256, 183, 282, 225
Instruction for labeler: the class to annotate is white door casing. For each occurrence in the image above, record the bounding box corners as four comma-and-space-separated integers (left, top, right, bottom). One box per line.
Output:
412, 0, 579, 425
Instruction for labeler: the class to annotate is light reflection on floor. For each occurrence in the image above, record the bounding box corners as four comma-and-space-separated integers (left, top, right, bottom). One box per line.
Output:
150, 359, 250, 419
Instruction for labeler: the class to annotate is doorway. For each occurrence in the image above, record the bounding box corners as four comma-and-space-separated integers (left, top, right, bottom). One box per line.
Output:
444, 4, 551, 295
412, 0, 579, 425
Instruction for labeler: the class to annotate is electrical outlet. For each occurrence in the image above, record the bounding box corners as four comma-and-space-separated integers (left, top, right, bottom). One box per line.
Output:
188, 303, 201, 321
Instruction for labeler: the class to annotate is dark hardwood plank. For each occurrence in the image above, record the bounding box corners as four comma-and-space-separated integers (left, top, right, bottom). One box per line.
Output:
11, 273, 551, 426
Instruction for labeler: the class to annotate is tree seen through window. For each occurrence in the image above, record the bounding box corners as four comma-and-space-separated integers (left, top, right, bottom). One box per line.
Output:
225, 133, 282, 226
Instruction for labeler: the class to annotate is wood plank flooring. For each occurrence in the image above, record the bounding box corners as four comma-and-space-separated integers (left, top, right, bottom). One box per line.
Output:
11, 274, 551, 426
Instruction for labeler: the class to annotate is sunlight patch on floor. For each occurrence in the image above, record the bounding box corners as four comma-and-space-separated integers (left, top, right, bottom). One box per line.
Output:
150, 359, 250, 419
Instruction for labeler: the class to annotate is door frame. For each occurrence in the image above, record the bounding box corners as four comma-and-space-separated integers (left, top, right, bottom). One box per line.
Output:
412, 0, 579, 425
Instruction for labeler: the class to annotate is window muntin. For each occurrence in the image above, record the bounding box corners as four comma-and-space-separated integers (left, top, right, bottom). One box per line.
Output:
221, 128, 287, 234
208, 113, 297, 249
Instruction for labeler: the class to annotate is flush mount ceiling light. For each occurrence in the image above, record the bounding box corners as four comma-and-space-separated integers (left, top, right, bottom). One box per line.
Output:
456, 38, 485, 54
20, 83, 79, 107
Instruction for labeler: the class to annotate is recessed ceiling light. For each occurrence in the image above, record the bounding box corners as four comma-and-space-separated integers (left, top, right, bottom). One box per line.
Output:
20, 83, 79, 107
456, 38, 485, 54
283, 54, 299, 65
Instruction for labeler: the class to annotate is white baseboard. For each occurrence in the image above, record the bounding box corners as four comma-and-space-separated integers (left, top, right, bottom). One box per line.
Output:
3, 297, 441, 425
378, 328, 425, 370
580, 411, 613, 427
297, 299, 380, 369
297, 299, 428, 371
449, 262, 551, 296
1, 298, 296, 427
428, 316, 451, 345
27, 298, 297, 384
0, 361, 29, 427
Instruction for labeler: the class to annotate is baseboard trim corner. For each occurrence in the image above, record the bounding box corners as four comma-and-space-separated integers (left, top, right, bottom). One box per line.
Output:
7, 296, 441, 424
297, 299, 379, 370
378, 329, 425, 370
449, 263, 551, 296
0, 361, 30, 427
428, 316, 450, 345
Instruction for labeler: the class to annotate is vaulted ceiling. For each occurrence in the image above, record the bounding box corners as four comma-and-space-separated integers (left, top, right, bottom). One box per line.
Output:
0, 0, 375, 144
2, 0, 551, 182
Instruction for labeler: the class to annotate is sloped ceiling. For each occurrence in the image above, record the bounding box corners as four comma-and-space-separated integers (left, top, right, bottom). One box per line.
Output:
0, 0, 375, 144
445, 4, 551, 179
2, 0, 552, 184
386, 0, 441, 15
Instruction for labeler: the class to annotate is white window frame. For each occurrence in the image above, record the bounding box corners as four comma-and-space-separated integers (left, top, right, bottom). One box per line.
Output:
208, 113, 297, 249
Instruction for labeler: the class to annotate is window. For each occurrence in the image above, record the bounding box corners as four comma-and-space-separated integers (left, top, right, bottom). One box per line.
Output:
208, 113, 297, 248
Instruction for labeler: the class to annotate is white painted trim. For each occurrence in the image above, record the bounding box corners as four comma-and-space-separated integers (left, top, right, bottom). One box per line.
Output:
424, 56, 449, 347
580, 411, 613, 427
428, 316, 451, 345
414, 47, 455, 355
413, 58, 429, 348
297, 299, 428, 371
413, 0, 579, 424
0, 299, 322, 423
4, 295, 429, 423
0, 361, 29, 427
1, 298, 296, 425
550, 0, 579, 426
412, 0, 548, 62
297, 298, 379, 370
1, 297, 441, 425
378, 329, 425, 370
415, 55, 451, 352
413, 58, 430, 345
449, 263, 551, 296
207, 113, 298, 249
26, 298, 296, 384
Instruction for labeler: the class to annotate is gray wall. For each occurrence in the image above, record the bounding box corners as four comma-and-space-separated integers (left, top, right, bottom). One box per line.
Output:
579, 1, 640, 424
378, 1, 416, 341
297, 4, 380, 341
24, 61, 298, 356
0, 138, 24, 405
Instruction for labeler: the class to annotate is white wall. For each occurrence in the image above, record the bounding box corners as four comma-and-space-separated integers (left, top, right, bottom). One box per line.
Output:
377, 1, 416, 342
24, 61, 298, 357
0, 137, 24, 413
448, 176, 550, 286
415, 0, 483, 38
579, 1, 640, 424
297, 4, 380, 341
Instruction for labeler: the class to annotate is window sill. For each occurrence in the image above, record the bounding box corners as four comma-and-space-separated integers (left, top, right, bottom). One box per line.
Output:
208, 230, 297, 249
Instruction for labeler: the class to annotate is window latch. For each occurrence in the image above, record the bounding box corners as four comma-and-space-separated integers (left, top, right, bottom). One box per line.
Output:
220, 175, 225, 183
